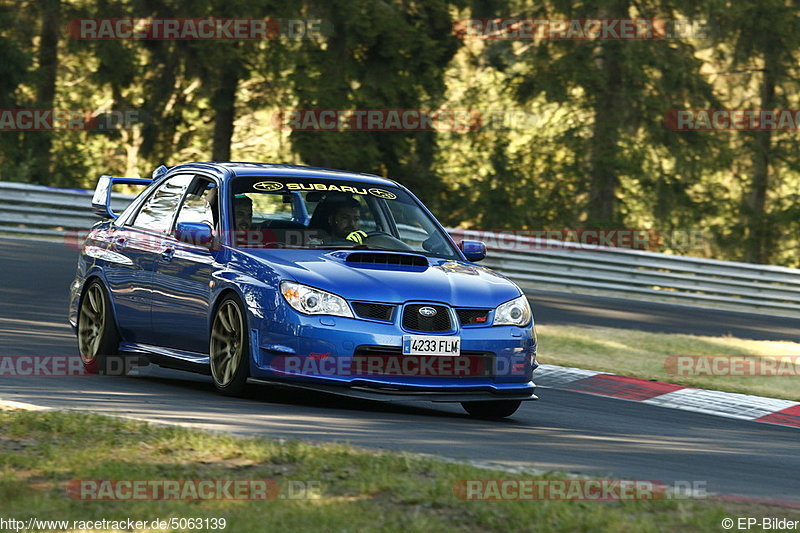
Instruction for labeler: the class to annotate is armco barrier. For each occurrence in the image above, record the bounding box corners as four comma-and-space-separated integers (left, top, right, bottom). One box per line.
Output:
447, 229, 800, 316
0, 181, 133, 238
2, 181, 799, 316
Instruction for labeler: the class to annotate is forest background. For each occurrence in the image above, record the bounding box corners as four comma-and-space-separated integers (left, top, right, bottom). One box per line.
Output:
1, 0, 798, 266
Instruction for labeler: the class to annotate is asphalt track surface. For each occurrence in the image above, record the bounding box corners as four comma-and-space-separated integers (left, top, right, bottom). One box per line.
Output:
1, 237, 799, 504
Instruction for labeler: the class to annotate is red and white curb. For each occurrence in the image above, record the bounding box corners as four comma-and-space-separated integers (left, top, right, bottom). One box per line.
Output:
535, 364, 800, 429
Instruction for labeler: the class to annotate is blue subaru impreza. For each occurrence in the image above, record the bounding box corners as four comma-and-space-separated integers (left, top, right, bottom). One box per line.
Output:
69, 162, 537, 418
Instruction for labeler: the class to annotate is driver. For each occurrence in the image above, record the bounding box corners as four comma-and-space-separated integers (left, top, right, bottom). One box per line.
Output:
233, 194, 254, 231
325, 197, 368, 244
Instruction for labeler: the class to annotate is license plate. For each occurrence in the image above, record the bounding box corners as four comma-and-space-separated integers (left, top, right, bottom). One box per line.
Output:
402, 335, 460, 356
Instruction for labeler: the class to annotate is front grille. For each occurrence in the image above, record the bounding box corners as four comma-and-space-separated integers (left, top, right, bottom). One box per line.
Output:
402, 304, 452, 332
354, 346, 404, 356
353, 345, 494, 378
352, 302, 395, 322
345, 252, 428, 267
456, 308, 490, 326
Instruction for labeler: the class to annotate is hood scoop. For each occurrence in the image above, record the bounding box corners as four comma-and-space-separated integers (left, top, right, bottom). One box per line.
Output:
344, 252, 429, 268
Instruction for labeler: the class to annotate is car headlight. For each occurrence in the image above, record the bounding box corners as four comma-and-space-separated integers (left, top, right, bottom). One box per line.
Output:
280, 281, 353, 318
493, 295, 532, 326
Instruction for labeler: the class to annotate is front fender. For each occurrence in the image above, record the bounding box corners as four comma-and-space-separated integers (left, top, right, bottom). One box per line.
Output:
209, 267, 288, 329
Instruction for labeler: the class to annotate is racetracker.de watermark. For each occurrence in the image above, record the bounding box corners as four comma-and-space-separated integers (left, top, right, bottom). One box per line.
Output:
454, 479, 707, 500
450, 228, 710, 252
63, 228, 711, 253
273, 109, 482, 132
0, 109, 141, 131
664, 355, 800, 377
69, 18, 330, 40
67, 229, 336, 250
665, 109, 800, 131
271, 353, 531, 378
67, 479, 321, 500
0, 355, 143, 376
456, 18, 713, 40
0, 355, 86, 376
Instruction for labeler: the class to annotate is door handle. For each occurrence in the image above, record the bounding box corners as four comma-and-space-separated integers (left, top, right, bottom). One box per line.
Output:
161, 247, 175, 262
111, 236, 127, 250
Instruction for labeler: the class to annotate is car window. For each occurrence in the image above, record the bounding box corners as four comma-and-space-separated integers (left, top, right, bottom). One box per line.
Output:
131, 174, 193, 233
383, 198, 438, 249
227, 177, 460, 259
232, 189, 379, 236
308, 193, 378, 233
250, 192, 293, 224
175, 178, 218, 230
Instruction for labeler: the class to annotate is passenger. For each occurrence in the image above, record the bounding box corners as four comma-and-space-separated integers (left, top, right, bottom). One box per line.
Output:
233, 194, 256, 246
233, 194, 254, 231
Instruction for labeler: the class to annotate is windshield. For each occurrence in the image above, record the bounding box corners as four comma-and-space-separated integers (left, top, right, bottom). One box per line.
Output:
228, 177, 460, 259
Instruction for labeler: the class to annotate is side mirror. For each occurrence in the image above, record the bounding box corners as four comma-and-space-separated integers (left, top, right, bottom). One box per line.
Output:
459, 240, 486, 262
175, 222, 214, 248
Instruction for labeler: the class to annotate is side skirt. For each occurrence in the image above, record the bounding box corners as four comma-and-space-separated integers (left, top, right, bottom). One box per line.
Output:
118, 342, 211, 375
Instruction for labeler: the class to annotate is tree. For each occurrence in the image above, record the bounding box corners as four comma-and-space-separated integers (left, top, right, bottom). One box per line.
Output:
510, 0, 725, 231
716, 0, 800, 264
0, 2, 33, 182
26, 0, 60, 184
288, 0, 461, 206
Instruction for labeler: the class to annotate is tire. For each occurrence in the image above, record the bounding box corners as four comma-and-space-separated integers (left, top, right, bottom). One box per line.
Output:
461, 400, 522, 420
210, 295, 250, 396
78, 280, 123, 375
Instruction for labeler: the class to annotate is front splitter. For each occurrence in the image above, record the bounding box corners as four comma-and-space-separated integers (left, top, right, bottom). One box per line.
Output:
248, 378, 538, 403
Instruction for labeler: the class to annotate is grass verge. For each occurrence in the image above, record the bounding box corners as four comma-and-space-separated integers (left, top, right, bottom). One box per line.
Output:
1, 407, 798, 532
536, 325, 800, 401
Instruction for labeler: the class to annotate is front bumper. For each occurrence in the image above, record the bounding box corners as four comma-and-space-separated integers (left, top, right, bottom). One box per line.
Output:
247, 303, 537, 399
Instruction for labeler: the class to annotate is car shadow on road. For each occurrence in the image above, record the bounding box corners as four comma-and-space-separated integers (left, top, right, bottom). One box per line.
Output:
130, 365, 525, 425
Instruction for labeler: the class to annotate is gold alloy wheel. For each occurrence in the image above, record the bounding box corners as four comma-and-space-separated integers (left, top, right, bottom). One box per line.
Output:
78, 283, 105, 362
210, 300, 245, 387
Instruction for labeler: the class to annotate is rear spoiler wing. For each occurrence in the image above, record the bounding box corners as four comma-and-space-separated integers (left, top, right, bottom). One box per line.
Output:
91, 166, 167, 219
